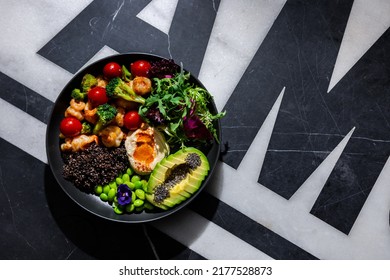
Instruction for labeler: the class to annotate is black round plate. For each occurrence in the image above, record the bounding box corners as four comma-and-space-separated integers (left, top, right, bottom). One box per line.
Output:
46, 53, 221, 223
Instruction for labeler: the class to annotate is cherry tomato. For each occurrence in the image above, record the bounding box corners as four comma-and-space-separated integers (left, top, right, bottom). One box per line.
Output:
123, 111, 142, 130
130, 60, 151, 77
103, 62, 122, 79
88, 86, 108, 107
60, 117, 82, 137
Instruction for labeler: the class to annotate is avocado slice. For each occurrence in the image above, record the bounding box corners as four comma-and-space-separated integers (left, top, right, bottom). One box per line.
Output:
146, 147, 210, 209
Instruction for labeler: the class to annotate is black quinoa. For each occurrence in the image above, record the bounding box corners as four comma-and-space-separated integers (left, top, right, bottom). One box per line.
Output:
62, 142, 129, 192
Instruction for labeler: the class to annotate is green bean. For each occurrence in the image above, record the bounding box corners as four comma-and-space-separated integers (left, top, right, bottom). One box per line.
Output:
135, 189, 145, 200
94, 185, 103, 195
133, 199, 144, 207
100, 193, 108, 202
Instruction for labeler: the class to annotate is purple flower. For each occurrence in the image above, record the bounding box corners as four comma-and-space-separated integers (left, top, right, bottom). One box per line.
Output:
117, 184, 132, 206
183, 114, 213, 141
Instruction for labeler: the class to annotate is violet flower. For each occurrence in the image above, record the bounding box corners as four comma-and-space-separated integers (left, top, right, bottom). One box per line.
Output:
117, 184, 132, 206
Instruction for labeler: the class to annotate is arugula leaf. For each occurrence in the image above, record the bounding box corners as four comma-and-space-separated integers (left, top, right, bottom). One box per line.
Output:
139, 70, 225, 146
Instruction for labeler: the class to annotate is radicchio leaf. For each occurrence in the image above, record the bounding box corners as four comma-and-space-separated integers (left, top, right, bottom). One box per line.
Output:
146, 106, 165, 125
183, 114, 213, 141
149, 59, 180, 79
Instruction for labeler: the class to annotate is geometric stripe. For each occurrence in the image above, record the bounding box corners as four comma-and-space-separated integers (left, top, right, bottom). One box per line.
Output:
0, 99, 47, 164
0, 71, 53, 124
190, 191, 317, 259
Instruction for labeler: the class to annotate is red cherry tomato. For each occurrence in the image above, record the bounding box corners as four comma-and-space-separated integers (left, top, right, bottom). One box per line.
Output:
60, 117, 82, 137
123, 111, 142, 130
130, 60, 151, 77
103, 62, 122, 79
88, 86, 108, 107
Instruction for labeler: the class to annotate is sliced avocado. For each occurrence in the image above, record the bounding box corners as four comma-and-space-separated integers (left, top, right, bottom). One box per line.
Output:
146, 147, 209, 209
185, 174, 203, 193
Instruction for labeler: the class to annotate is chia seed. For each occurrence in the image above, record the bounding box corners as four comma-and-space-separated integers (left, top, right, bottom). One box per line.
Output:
154, 153, 202, 203
185, 153, 201, 169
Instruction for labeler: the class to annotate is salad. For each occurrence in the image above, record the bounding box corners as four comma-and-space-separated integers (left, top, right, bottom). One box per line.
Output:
59, 57, 225, 215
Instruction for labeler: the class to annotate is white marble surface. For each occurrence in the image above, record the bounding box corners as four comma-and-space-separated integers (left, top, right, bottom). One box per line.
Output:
0, 0, 389, 259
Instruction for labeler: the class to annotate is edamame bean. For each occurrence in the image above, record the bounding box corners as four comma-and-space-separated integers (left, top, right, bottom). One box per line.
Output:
114, 206, 124, 215
107, 188, 116, 202
103, 185, 110, 194
124, 181, 135, 190
133, 199, 144, 207
135, 206, 144, 212
126, 167, 133, 176
109, 181, 117, 189
135, 189, 145, 200
116, 177, 123, 185
100, 193, 108, 202
94, 185, 103, 195
144, 201, 154, 211
125, 204, 135, 213
131, 175, 141, 183
131, 191, 136, 202
134, 181, 143, 190
122, 173, 130, 182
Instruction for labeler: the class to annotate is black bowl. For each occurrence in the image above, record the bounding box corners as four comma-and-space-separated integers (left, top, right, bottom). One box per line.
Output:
46, 53, 221, 223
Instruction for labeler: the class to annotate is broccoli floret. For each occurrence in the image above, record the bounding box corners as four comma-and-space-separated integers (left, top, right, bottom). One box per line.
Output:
122, 65, 132, 82
106, 77, 145, 104
81, 73, 97, 93
81, 122, 92, 134
71, 88, 87, 101
93, 104, 118, 135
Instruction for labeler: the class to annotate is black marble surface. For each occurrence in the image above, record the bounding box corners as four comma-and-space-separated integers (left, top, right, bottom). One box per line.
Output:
221, 0, 390, 234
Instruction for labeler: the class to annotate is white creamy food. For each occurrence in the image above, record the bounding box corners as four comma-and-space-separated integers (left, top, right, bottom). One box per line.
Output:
124, 125, 169, 175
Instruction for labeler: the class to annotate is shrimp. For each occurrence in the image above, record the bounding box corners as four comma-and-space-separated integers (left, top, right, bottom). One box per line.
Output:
132, 76, 152, 96
96, 75, 108, 88
114, 98, 138, 110
65, 106, 84, 120
65, 99, 85, 120
115, 106, 126, 127
70, 99, 85, 111
60, 135, 98, 152
99, 125, 125, 148
84, 101, 98, 124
